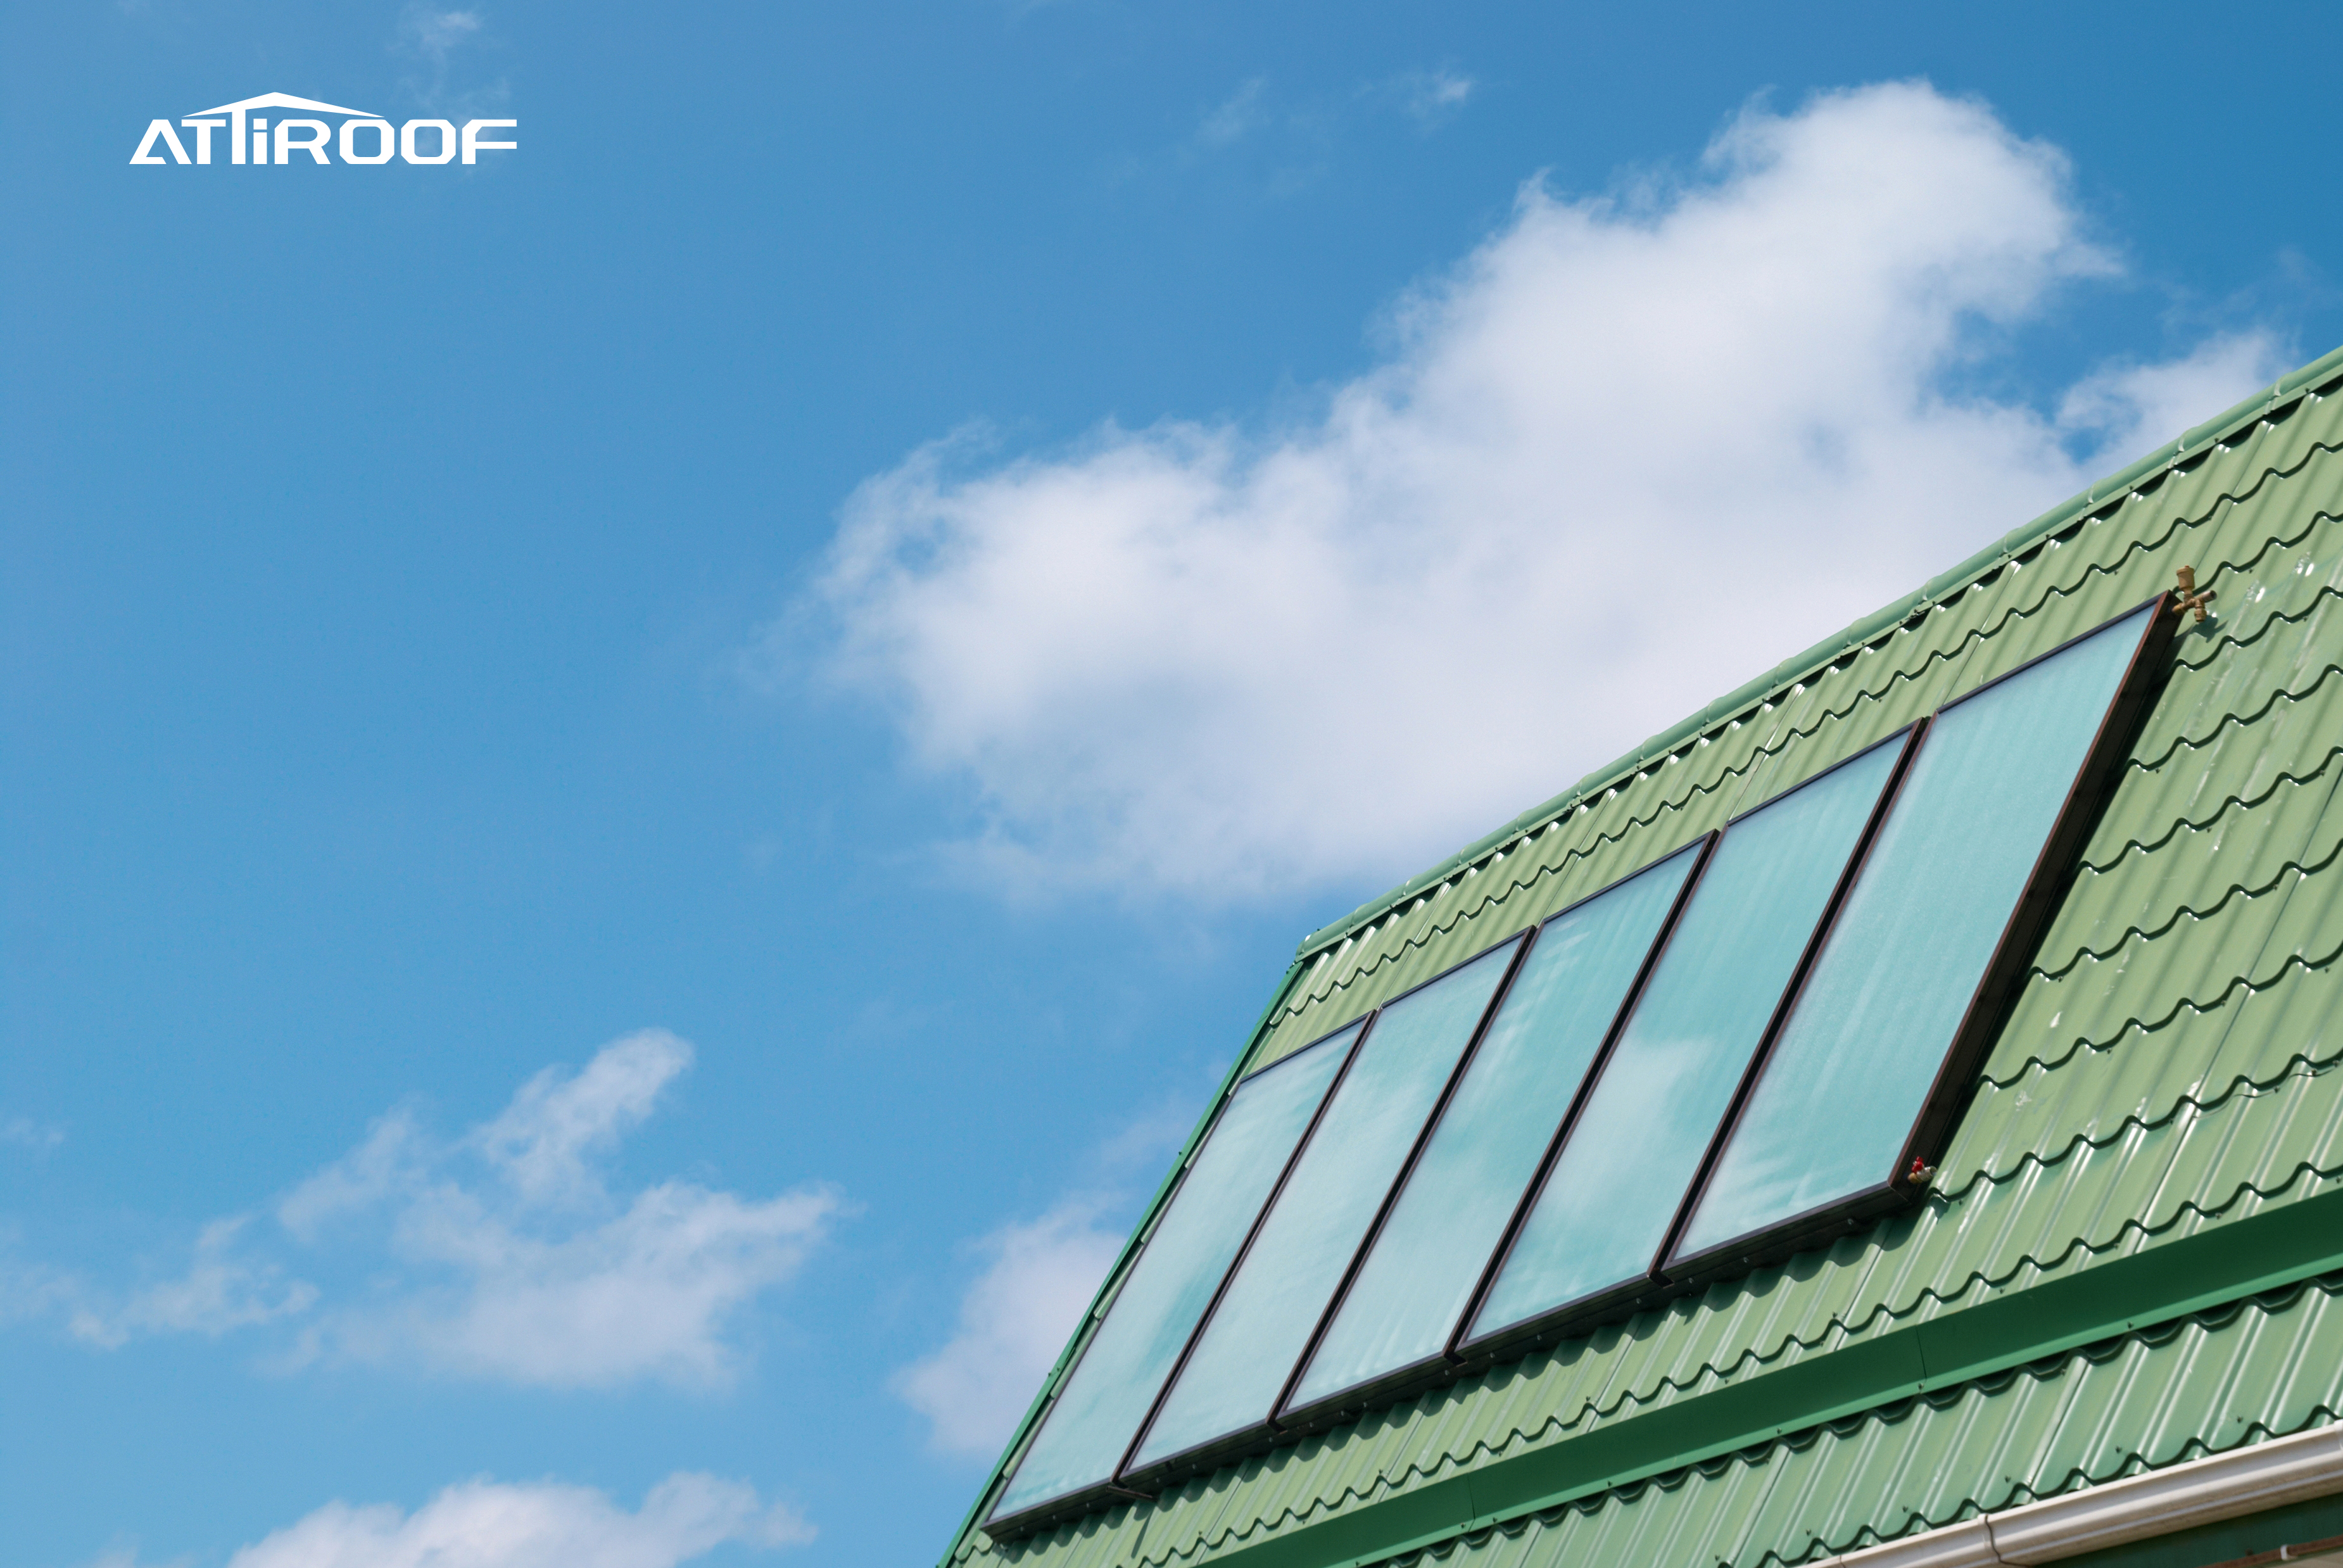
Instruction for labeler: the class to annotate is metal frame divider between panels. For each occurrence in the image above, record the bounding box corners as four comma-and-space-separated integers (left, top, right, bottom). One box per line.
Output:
1108, 1013, 1374, 1494
1453, 724, 1920, 1367
1660, 591, 2180, 1286
1270, 834, 1719, 1431
1265, 927, 1539, 1437
978, 956, 1315, 1543
1117, 927, 1532, 1493
1438, 831, 1715, 1369
1647, 721, 1928, 1284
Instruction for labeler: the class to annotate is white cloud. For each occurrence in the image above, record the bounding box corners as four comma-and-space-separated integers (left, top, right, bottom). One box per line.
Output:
279, 1030, 840, 1388
475, 1032, 684, 1207
0, 1114, 63, 1154
277, 1109, 426, 1242
401, 6, 484, 61
68, 1218, 317, 1348
1396, 68, 1474, 128
1198, 78, 1268, 148
395, 3, 505, 118
806, 81, 2283, 900
218, 1473, 809, 1568
38, 1032, 835, 1391
0, 1252, 83, 1329
2058, 332, 2278, 453
892, 1201, 1125, 1458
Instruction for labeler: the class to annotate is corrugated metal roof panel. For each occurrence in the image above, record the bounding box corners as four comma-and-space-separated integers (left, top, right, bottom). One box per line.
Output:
959, 366, 2343, 1568
1387, 1277, 2343, 1568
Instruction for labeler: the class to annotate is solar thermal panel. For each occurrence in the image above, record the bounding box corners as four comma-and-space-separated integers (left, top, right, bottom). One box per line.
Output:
987, 1020, 1355, 1527
1127, 935, 1523, 1477
1285, 841, 1703, 1417
1465, 731, 1910, 1349
1673, 601, 2163, 1267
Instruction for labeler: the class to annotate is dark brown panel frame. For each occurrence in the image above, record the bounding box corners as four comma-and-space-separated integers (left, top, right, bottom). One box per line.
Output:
1661, 593, 2182, 1289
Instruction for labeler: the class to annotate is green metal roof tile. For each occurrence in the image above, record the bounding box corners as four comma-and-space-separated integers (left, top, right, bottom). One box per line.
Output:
2199, 933, 2343, 1095
1947, 1038, 2214, 1207
2151, 1060, 2343, 1232
2043, 740, 2334, 982
1367, 1279, 2343, 1568
1985, 883, 2292, 1111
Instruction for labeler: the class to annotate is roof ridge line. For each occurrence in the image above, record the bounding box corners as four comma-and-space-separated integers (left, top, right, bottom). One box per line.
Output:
1294, 339, 2343, 962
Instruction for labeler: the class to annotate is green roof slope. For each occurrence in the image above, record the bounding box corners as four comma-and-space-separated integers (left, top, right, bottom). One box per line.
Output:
947, 345, 2343, 1568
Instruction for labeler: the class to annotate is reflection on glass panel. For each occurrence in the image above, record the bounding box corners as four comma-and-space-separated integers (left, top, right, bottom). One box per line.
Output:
1469, 737, 1902, 1341
1290, 845, 1701, 1409
1677, 606, 2150, 1257
992, 1025, 1355, 1519
1131, 939, 1520, 1470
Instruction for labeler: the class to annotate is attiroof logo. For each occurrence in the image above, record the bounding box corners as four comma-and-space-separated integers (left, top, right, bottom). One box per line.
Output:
130, 92, 515, 167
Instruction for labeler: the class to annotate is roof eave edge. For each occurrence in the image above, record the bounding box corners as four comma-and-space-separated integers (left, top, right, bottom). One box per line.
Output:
1822, 1419, 2343, 1568
1293, 338, 2343, 964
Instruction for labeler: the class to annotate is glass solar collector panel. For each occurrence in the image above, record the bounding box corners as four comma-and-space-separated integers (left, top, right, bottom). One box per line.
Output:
1463, 731, 1912, 1350
987, 1021, 1356, 1526
1674, 600, 2166, 1266
1285, 842, 1705, 1417
1127, 935, 1524, 1476
987, 593, 2177, 1536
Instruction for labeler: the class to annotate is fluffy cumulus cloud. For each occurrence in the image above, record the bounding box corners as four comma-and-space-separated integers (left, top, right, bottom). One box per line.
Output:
278, 1030, 839, 1388
213, 1472, 809, 1568
68, 1217, 317, 1348
892, 1202, 1126, 1457
49, 1032, 835, 1390
811, 82, 2281, 899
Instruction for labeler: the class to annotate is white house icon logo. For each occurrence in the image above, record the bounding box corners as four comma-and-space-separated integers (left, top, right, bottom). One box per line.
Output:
132, 92, 515, 166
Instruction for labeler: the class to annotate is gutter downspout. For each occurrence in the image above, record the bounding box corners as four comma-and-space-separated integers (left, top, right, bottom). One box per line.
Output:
1823, 1424, 2343, 1568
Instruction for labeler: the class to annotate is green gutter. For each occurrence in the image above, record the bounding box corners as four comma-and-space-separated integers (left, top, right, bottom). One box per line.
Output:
1295, 339, 2343, 963
936, 954, 1313, 1568
1189, 1183, 2343, 1568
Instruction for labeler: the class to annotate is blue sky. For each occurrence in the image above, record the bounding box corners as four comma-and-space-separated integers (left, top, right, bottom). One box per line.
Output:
5, 3, 2342, 1564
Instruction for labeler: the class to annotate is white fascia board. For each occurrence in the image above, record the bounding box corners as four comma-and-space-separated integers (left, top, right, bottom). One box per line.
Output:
1821, 1422, 2343, 1568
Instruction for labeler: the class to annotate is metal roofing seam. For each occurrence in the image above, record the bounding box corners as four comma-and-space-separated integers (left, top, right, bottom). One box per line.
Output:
2074, 742, 2342, 880
2040, 817, 2340, 983
1943, 1051, 2343, 1205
